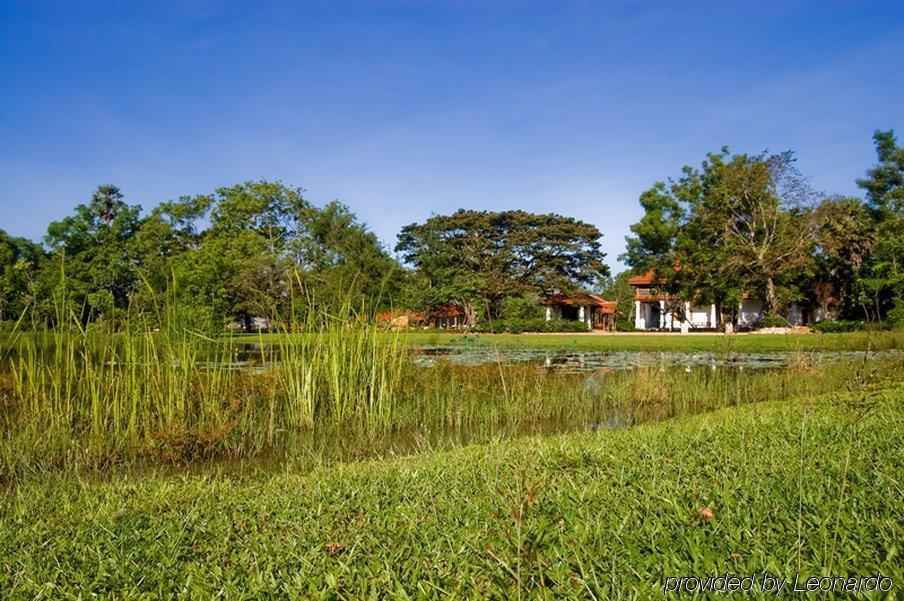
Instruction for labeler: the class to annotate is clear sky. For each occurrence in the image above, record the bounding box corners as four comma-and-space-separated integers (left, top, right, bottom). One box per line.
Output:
1, 1, 902, 271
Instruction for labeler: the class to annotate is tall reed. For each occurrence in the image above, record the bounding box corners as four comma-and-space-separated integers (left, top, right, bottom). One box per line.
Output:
1, 287, 899, 481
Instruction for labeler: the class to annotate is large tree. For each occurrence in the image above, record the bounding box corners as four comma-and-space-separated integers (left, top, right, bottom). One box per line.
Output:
856, 129, 904, 321
42, 185, 142, 324
174, 181, 401, 329
396, 210, 608, 320
810, 196, 874, 319
0, 229, 45, 322
623, 149, 820, 317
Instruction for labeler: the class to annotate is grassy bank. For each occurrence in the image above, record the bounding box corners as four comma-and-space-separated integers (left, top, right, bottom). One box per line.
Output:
395, 330, 903, 352
2, 379, 901, 597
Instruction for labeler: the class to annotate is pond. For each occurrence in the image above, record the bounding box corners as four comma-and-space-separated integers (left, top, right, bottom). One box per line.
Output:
223, 341, 894, 374
409, 346, 890, 372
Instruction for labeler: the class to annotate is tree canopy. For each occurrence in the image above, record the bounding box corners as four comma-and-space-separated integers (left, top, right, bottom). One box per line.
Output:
623, 132, 904, 323
4, 181, 400, 330
856, 129, 904, 321
396, 209, 608, 320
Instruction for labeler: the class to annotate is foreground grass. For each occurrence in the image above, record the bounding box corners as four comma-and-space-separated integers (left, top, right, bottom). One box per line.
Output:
2, 379, 901, 597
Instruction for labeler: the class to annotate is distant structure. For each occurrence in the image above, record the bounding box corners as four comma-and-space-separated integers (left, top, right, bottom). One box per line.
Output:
541, 292, 618, 331
630, 271, 719, 330
628, 270, 816, 331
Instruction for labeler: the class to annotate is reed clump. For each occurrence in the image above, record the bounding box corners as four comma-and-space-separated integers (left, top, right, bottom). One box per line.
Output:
0, 299, 407, 480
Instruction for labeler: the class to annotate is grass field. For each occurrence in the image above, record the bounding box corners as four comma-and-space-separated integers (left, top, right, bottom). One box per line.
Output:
245, 330, 903, 353
401, 330, 903, 352
2, 375, 901, 597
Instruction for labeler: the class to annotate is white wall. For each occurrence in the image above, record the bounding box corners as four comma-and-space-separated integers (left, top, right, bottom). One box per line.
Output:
687, 305, 712, 327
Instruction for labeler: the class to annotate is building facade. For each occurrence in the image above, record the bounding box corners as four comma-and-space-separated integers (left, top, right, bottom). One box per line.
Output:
541, 292, 618, 331
628, 271, 817, 331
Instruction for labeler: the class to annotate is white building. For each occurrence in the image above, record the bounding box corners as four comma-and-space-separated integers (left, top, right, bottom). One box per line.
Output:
630, 271, 719, 331
628, 271, 813, 331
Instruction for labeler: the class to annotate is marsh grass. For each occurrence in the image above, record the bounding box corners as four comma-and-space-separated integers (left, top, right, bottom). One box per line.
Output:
0, 295, 408, 480
1, 293, 900, 482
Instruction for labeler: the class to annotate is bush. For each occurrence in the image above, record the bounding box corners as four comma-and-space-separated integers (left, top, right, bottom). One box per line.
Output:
759, 314, 790, 328
499, 295, 543, 321
615, 319, 635, 332
476, 318, 588, 334
810, 319, 888, 333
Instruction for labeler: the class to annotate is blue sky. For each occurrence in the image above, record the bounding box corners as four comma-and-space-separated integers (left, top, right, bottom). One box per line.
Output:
1, 1, 902, 271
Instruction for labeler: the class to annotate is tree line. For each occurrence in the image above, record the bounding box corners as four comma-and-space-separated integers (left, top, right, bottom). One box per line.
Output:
1, 129, 901, 330
0, 182, 402, 329
620, 130, 903, 325
0, 184, 609, 330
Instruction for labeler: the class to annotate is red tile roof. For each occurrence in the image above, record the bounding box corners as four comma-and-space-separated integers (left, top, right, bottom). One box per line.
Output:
541, 293, 617, 313
628, 270, 656, 286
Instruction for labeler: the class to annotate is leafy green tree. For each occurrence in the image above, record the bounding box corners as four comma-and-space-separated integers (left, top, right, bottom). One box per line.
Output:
129, 195, 212, 321
596, 271, 635, 324
173, 181, 401, 329
174, 181, 306, 329
42, 185, 142, 324
810, 197, 874, 319
623, 150, 818, 318
0, 229, 45, 322
856, 129, 904, 321
293, 200, 402, 312
621, 182, 684, 274
396, 210, 608, 320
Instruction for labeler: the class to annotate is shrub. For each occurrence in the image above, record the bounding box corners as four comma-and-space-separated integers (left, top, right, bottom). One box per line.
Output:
810, 319, 888, 333
759, 314, 790, 328
615, 319, 635, 332
476, 318, 588, 334
499, 295, 543, 320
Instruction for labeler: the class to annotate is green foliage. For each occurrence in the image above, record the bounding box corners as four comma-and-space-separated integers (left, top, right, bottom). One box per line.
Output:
0, 229, 44, 321
615, 319, 635, 332
856, 129, 904, 322
41, 185, 143, 325
620, 137, 904, 324
621, 182, 684, 273
500, 294, 543, 320
624, 150, 818, 316
597, 272, 635, 322
810, 196, 875, 319
396, 210, 609, 319
10, 181, 401, 331
477, 317, 588, 334
759, 314, 790, 328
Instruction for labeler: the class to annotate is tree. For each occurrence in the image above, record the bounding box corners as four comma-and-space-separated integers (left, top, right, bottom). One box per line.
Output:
810, 197, 874, 319
596, 271, 636, 325
42, 185, 142, 324
623, 149, 819, 318
0, 230, 45, 322
175, 181, 308, 329
174, 181, 402, 329
292, 200, 403, 312
396, 210, 608, 320
856, 129, 904, 322
129, 195, 213, 321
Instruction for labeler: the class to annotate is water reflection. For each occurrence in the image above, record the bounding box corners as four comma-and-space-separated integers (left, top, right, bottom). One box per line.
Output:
223, 342, 891, 374
411, 346, 885, 373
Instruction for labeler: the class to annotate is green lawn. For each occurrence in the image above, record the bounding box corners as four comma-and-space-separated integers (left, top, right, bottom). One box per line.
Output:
401, 330, 903, 352
2, 378, 901, 597
246, 330, 902, 352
